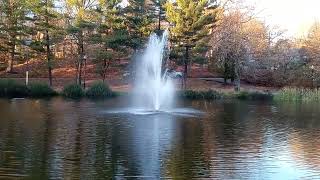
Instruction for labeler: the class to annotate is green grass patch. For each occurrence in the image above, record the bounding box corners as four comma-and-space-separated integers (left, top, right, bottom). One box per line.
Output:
86, 81, 115, 98
62, 84, 85, 99
274, 88, 320, 102
28, 83, 57, 97
0, 79, 29, 98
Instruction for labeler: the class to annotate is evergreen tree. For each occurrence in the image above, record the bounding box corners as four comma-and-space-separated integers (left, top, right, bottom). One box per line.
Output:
123, 0, 155, 50
149, 0, 167, 32
28, 0, 61, 86
0, 0, 30, 72
92, 0, 128, 81
65, 0, 99, 85
165, 0, 218, 88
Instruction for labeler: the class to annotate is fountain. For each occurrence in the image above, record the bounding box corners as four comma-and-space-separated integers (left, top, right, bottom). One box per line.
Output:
106, 31, 203, 117
132, 30, 174, 112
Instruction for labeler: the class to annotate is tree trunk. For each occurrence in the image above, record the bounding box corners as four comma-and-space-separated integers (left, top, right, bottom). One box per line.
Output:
6, 39, 15, 73
77, 31, 84, 85
83, 57, 86, 89
62, 40, 66, 59
183, 46, 189, 89
224, 61, 228, 84
70, 40, 74, 56
102, 59, 106, 82
77, 60, 82, 85
158, 4, 161, 30
234, 59, 240, 92
45, 0, 53, 86
46, 29, 52, 86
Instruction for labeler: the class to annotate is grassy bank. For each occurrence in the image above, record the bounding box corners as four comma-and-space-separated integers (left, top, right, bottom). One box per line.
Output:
178, 88, 320, 101
178, 90, 274, 101
228, 91, 274, 101
0, 79, 57, 98
178, 88, 320, 102
178, 90, 223, 100
1, 79, 320, 102
0, 79, 117, 99
274, 88, 320, 102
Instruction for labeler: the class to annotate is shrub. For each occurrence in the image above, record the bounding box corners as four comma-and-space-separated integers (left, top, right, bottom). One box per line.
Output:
86, 81, 115, 98
179, 90, 222, 100
0, 79, 29, 98
28, 83, 57, 97
235, 91, 273, 100
113, 91, 128, 96
62, 84, 84, 98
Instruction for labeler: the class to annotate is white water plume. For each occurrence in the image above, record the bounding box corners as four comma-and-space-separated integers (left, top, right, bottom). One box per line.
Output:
132, 30, 174, 111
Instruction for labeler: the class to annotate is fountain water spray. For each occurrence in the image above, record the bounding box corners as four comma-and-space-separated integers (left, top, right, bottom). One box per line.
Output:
106, 31, 202, 116
132, 30, 174, 111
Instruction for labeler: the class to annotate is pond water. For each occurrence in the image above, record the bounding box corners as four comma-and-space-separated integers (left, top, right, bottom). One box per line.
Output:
0, 97, 320, 179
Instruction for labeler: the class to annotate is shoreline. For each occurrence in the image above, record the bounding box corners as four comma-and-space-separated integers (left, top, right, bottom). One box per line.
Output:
1, 78, 319, 102
0, 77, 278, 93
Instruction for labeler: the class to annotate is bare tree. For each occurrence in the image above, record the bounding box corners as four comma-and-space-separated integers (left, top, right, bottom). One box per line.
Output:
304, 21, 320, 64
209, 11, 251, 91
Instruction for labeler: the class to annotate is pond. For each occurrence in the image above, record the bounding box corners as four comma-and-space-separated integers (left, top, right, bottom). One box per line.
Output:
0, 97, 320, 179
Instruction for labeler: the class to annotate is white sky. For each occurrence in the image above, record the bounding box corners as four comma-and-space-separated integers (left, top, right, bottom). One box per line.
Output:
114, 0, 320, 37
246, 0, 320, 37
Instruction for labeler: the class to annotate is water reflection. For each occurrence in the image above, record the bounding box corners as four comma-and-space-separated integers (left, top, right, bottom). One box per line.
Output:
0, 98, 320, 179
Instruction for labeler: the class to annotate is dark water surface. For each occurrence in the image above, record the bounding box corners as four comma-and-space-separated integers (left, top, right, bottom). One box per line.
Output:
0, 97, 320, 179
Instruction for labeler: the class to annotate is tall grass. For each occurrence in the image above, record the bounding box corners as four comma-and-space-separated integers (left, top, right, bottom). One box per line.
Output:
86, 81, 115, 98
0, 79, 57, 98
178, 90, 274, 100
62, 84, 85, 99
0, 79, 29, 98
274, 88, 320, 101
178, 90, 223, 100
28, 83, 57, 97
234, 91, 274, 100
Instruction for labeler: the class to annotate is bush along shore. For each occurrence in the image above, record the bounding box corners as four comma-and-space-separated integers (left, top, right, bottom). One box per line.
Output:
0, 79, 57, 98
2, 79, 320, 101
62, 81, 117, 99
180, 88, 320, 101
0, 79, 117, 99
178, 90, 274, 101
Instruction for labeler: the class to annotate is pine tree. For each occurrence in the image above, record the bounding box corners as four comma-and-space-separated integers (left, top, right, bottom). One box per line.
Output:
91, 0, 128, 81
165, 0, 218, 88
150, 0, 167, 31
28, 0, 61, 86
65, 0, 99, 86
123, 0, 155, 50
0, 0, 29, 73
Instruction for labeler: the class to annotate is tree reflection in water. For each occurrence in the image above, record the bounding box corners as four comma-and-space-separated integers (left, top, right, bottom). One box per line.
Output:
0, 98, 320, 179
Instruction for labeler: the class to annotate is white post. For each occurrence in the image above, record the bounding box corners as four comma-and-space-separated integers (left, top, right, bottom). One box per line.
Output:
26, 71, 29, 86
24, 38, 31, 86
26, 48, 29, 86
